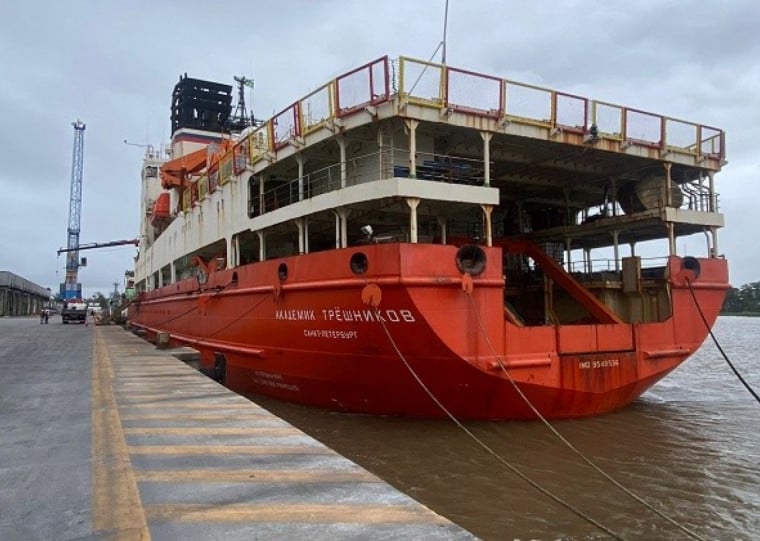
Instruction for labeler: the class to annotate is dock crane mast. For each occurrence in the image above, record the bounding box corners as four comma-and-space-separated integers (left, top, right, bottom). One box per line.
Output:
60, 120, 86, 300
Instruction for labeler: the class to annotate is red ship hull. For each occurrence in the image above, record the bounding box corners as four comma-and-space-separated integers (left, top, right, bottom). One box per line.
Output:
128, 243, 728, 420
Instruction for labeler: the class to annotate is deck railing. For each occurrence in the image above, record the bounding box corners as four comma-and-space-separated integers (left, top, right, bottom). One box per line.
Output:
178, 55, 725, 210
251, 151, 392, 216
566, 256, 669, 276
248, 149, 494, 217
398, 56, 723, 159
505, 255, 670, 287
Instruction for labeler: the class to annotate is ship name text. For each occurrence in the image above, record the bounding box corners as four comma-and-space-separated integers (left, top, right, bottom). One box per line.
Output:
322, 308, 416, 323
275, 307, 416, 323
275, 309, 316, 321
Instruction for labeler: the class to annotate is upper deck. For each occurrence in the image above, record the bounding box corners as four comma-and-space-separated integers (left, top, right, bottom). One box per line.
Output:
137, 56, 726, 286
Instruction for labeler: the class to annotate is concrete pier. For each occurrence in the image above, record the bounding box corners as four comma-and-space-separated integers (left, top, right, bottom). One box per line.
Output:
0, 316, 475, 540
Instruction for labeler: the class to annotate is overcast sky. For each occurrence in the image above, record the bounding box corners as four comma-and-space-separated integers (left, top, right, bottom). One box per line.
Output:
1, 0, 758, 298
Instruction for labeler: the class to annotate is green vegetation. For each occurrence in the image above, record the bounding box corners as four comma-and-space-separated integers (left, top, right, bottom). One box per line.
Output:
721, 282, 760, 314
88, 292, 110, 310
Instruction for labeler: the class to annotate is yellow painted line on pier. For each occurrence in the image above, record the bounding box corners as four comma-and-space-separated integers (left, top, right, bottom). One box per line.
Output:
114, 356, 185, 362
116, 375, 199, 380
123, 426, 300, 436
115, 373, 199, 379
135, 469, 379, 483
117, 380, 205, 386
116, 360, 189, 365
107, 348, 140, 355
119, 413, 273, 422
120, 402, 255, 410
129, 445, 334, 456
144, 503, 449, 524
117, 400, 247, 408
116, 394, 231, 402
92, 328, 151, 540
116, 377, 198, 382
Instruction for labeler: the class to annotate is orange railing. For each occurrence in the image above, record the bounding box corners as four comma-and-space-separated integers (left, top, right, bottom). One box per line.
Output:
181, 56, 392, 206
335, 57, 390, 116
399, 56, 724, 157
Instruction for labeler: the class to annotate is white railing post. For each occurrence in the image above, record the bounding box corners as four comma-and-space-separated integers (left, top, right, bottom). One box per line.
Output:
296, 154, 305, 201
481, 131, 492, 186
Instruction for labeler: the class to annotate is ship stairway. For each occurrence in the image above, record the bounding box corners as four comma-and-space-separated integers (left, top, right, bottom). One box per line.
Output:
504, 301, 524, 327
378, 132, 394, 178
495, 238, 622, 325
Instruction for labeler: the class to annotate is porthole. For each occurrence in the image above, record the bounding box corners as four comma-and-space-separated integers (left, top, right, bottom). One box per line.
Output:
350, 252, 368, 275
277, 263, 288, 281
455, 245, 487, 276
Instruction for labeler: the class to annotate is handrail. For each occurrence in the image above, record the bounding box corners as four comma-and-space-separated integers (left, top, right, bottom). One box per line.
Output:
178, 55, 725, 207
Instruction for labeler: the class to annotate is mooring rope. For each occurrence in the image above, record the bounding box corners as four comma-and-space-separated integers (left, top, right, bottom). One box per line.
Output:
466, 293, 707, 541
373, 305, 626, 541
132, 279, 234, 331
407, 42, 444, 96
167, 281, 272, 349
687, 279, 760, 405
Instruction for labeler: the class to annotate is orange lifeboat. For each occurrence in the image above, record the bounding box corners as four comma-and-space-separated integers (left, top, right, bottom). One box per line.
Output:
150, 192, 171, 228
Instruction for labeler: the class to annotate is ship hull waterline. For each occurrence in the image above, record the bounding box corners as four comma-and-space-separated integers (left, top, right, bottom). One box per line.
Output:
128, 244, 729, 421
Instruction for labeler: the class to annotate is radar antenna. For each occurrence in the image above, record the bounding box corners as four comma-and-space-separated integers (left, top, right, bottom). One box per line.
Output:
227, 75, 261, 131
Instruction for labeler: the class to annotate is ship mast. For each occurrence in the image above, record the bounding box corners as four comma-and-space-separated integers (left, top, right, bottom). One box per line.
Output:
442, 0, 449, 65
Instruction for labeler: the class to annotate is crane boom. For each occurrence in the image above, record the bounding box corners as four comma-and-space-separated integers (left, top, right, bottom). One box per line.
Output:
57, 238, 140, 255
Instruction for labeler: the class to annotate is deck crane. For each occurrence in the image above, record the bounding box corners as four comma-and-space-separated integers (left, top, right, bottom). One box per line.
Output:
60, 120, 86, 300
56, 238, 140, 318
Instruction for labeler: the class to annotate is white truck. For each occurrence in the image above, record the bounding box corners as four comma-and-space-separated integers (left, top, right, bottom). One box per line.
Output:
61, 301, 88, 324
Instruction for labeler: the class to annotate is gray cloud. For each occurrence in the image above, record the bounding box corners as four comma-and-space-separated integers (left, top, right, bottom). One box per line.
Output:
1, 0, 757, 295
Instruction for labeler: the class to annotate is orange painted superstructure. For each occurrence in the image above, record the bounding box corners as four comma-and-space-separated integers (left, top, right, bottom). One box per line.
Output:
129, 56, 728, 420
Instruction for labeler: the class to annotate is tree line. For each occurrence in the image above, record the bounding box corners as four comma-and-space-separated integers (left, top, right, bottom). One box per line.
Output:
721, 282, 760, 314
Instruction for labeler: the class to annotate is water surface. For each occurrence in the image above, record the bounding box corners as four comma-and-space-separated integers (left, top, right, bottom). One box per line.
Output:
250, 316, 760, 540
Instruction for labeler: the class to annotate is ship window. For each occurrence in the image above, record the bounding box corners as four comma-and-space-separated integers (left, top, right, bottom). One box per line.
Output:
350, 252, 368, 275
231, 272, 238, 286
145, 166, 158, 178
248, 175, 259, 217
455, 245, 487, 276
277, 263, 288, 281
